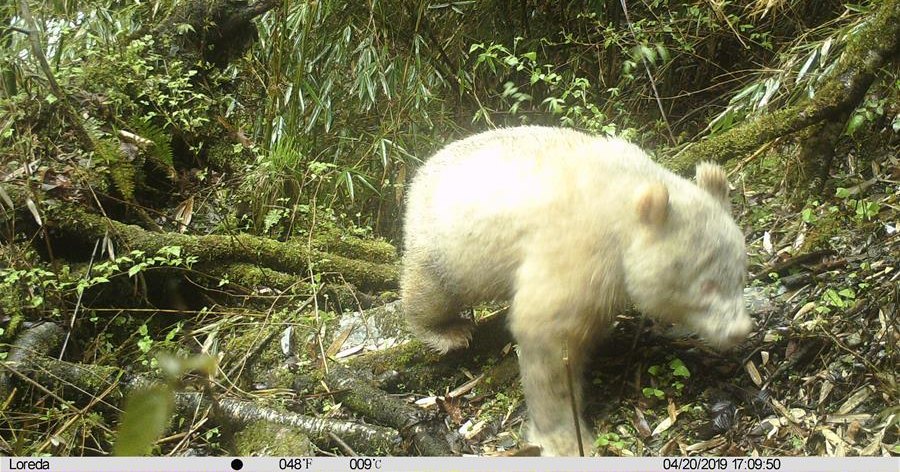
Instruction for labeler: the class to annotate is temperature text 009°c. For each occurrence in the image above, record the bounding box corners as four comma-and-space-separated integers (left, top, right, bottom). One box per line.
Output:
348, 458, 382, 470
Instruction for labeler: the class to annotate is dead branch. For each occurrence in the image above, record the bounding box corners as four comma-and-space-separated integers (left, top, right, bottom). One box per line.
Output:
0, 322, 65, 399
324, 363, 454, 456
3, 353, 401, 455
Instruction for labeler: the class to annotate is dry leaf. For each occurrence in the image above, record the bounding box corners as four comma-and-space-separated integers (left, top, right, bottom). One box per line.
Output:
819, 379, 834, 404
771, 399, 800, 424
652, 416, 675, 436
436, 396, 464, 425
859, 426, 885, 456
448, 374, 484, 398
175, 196, 194, 233
794, 302, 816, 320
820, 428, 846, 456
659, 437, 679, 455
846, 420, 861, 444
784, 340, 798, 359
633, 407, 652, 438
837, 386, 873, 415
745, 360, 763, 386
685, 436, 726, 453
325, 325, 355, 357
334, 344, 364, 359
104, 231, 116, 259
825, 413, 871, 424
667, 399, 679, 423
25, 197, 42, 226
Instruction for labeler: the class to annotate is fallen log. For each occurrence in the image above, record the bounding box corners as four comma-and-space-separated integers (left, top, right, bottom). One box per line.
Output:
2, 353, 401, 455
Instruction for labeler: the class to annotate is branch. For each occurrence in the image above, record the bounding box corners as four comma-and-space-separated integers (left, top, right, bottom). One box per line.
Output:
4, 353, 401, 455
15, 0, 96, 153
1, 184, 399, 291
325, 363, 454, 455
668, 0, 900, 173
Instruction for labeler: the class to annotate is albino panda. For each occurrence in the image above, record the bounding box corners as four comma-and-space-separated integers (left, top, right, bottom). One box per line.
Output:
400, 126, 752, 456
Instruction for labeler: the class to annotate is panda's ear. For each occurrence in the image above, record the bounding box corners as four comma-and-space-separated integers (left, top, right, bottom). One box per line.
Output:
695, 162, 730, 209
636, 181, 669, 227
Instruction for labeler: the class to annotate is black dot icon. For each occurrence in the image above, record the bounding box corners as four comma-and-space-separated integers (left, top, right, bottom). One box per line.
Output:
231, 458, 244, 470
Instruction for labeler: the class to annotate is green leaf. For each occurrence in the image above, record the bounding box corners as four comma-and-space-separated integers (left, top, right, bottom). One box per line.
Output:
158, 246, 182, 258
670, 359, 691, 378
835, 187, 851, 199
127, 263, 144, 277
137, 337, 153, 353
113, 384, 174, 456
656, 43, 670, 62
823, 288, 845, 307
801, 208, 815, 223
846, 114, 866, 135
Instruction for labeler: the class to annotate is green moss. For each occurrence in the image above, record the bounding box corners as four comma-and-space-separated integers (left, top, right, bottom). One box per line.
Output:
667, 0, 899, 175
311, 225, 397, 264
233, 421, 313, 456
800, 210, 842, 253
41, 202, 399, 291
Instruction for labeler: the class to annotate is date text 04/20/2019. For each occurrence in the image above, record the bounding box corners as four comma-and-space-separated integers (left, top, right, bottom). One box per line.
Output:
662, 457, 782, 470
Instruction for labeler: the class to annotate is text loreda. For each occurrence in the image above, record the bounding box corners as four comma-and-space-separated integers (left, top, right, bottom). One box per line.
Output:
8, 458, 50, 470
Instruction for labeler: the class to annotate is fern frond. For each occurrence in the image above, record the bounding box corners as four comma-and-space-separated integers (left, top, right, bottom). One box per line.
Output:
84, 117, 137, 199
100, 138, 136, 199
129, 118, 175, 170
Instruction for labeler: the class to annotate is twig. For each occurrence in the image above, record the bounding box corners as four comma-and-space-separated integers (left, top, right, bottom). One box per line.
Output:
59, 238, 101, 360
328, 432, 358, 456
16, 0, 96, 153
563, 344, 584, 457
618, 0, 676, 145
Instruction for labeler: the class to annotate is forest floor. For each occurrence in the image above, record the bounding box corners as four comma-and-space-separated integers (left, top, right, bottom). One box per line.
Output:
309, 144, 899, 457
1, 136, 898, 458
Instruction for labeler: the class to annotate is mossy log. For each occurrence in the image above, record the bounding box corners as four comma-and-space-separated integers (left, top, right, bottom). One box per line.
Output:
1, 184, 399, 292
348, 311, 516, 392
200, 262, 380, 311
324, 363, 454, 455
232, 421, 314, 456
667, 0, 900, 174
4, 352, 401, 455
0, 322, 65, 400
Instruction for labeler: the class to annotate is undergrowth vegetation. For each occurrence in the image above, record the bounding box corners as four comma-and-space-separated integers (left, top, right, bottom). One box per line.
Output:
0, 0, 897, 457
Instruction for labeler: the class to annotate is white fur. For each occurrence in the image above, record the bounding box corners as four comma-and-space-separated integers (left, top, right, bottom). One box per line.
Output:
401, 126, 752, 456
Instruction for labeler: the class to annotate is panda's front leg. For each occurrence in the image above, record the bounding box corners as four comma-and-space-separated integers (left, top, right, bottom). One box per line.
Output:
508, 276, 594, 456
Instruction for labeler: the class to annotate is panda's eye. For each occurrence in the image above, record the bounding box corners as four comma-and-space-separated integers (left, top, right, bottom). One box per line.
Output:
700, 280, 719, 296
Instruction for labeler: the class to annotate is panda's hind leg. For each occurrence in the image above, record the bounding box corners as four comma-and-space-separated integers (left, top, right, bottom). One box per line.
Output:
400, 253, 474, 354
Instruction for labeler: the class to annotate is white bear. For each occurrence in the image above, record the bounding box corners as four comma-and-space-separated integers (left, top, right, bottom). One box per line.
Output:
400, 126, 752, 456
